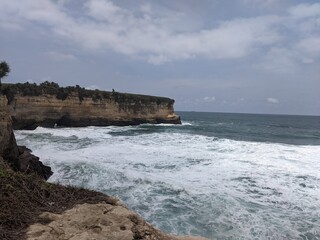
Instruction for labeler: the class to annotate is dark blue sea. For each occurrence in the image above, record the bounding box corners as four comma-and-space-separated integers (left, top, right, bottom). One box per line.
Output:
15, 112, 320, 239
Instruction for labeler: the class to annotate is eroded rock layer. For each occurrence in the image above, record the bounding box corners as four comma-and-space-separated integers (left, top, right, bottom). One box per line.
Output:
0, 93, 206, 240
7, 92, 180, 130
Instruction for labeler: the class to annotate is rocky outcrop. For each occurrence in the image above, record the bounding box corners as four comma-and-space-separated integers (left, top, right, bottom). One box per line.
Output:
0, 95, 52, 179
16, 146, 53, 180
0, 96, 204, 239
0, 91, 205, 240
27, 203, 206, 240
6, 90, 180, 130
0, 95, 19, 158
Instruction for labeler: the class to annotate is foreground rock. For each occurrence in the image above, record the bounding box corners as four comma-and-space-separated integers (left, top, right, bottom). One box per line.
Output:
27, 203, 206, 240
1, 94, 205, 240
0, 95, 19, 159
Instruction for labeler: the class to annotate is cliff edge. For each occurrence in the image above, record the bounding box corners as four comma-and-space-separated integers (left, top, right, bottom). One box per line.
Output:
26, 203, 206, 240
0, 95, 205, 240
2, 82, 181, 130
0, 95, 52, 179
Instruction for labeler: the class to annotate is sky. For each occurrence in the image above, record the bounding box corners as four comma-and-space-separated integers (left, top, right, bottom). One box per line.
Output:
0, 0, 319, 115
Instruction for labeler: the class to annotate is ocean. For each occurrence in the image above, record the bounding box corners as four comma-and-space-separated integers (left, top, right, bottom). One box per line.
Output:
15, 111, 320, 240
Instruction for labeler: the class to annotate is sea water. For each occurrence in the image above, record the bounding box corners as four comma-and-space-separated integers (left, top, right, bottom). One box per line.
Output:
15, 112, 320, 239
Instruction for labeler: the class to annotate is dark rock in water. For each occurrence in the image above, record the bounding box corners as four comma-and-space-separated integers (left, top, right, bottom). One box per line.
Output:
15, 148, 52, 180
18, 145, 32, 154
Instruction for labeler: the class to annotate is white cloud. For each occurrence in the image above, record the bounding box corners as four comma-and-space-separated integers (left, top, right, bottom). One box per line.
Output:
288, 3, 320, 19
140, 4, 152, 14
46, 51, 77, 61
241, 0, 277, 7
267, 97, 279, 104
287, 3, 320, 34
203, 96, 216, 102
261, 47, 296, 73
296, 37, 320, 56
84, 0, 127, 22
259, 36, 320, 72
0, 21, 22, 31
0, 0, 281, 64
0, 0, 319, 70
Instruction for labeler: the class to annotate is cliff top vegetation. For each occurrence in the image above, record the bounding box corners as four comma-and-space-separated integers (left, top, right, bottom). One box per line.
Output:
0, 81, 173, 106
0, 61, 10, 90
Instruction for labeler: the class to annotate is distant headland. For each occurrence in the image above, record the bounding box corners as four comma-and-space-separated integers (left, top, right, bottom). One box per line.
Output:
1, 81, 181, 130
0, 94, 204, 240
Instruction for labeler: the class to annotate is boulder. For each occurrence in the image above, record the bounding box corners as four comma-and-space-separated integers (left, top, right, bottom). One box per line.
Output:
16, 149, 53, 180
27, 203, 207, 240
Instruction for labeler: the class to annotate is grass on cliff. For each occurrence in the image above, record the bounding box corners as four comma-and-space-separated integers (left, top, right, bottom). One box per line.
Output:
1, 81, 172, 105
0, 159, 116, 240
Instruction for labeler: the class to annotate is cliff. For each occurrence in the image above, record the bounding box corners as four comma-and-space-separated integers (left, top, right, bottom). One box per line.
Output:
2, 82, 181, 130
0, 95, 52, 179
0, 95, 205, 240
0, 162, 205, 240
0, 95, 19, 159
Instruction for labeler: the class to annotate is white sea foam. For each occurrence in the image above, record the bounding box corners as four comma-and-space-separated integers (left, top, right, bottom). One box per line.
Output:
15, 126, 320, 239
181, 121, 193, 126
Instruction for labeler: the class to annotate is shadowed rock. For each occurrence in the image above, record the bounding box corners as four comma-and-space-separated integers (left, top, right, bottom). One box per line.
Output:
16, 146, 52, 180
0, 95, 52, 179
1, 94, 206, 240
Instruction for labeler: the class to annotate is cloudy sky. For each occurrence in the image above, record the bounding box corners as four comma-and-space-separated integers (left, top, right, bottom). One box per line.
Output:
0, 0, 319, 115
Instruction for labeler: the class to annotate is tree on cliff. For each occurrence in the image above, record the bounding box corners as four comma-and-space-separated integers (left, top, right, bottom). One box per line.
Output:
0, 61, 10, 91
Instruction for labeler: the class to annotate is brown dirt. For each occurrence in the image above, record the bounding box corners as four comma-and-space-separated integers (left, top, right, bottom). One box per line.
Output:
0, 159, 117, 240
0, 159, 207, 240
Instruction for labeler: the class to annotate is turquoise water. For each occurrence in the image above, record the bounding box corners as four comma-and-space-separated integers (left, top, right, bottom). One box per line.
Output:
15, 112, 320, 239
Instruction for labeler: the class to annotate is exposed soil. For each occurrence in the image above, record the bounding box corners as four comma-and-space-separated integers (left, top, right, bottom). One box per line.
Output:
0, 158, 116, 240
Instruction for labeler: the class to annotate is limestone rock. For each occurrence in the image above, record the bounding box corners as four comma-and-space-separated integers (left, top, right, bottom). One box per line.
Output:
8, 94, 181, 130
27, 203, 207, 240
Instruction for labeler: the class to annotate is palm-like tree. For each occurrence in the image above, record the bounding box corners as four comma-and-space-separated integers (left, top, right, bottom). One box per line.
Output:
0, 61, 10, 91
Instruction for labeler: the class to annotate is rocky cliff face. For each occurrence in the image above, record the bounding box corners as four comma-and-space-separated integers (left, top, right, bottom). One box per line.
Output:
8, 93, 180, 130
0, 95, 205, 240
0, 95, 52, 179
0, 95, 19, 158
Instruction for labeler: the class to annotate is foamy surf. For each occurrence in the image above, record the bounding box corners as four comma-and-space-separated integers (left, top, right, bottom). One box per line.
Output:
15, 112, 320, 239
